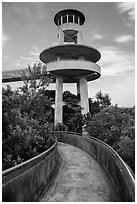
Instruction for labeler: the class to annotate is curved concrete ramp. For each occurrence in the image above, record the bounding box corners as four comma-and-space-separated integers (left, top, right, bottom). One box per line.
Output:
40, 143, 119, 202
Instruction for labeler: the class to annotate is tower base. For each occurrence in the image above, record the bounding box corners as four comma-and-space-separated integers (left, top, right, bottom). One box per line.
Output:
54, 76, 89, 126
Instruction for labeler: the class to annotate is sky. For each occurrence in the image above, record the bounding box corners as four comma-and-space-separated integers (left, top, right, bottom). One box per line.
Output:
2, 1, 135, 107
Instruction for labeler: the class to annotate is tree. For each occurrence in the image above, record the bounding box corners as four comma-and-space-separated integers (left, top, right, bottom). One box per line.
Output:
63, 91, 83, 133
19, 63, 54, 124
95, 90, 111, 108
88, 98, 100, 115
88, 91, 111, 115
62, 90, 112, 133
2, 63, 55, 171
84, 106, 135, 172
116, 136, 135, 172
2, 91, 54, 170
21, 63, 53, 93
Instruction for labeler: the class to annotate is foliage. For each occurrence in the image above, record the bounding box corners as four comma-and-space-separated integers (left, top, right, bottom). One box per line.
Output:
54, 123, 68, 132
88, 90, 111, 115
62, 90, 112, 133
2, 65, 135, 173
2, 63, 54, 171
2, 110, 53, 170
95, 90, 111, 108
21, 63, 53, 93
88, 98, 100, 115
85, 106, 135, 172
63, 91, 83, 133
63, 90, 80, 104
20, 64, 54, 123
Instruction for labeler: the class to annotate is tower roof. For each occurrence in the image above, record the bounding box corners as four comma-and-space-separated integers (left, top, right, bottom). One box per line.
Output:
54, 9, 85, 25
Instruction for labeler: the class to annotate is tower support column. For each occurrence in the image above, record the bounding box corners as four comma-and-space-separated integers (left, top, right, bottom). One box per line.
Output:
79, 76, 89, 115
55, 76, 63, 125
77, 80, 80, 95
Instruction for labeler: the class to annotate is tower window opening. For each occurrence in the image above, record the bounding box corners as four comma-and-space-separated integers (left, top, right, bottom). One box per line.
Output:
74, 16, 78, 24
63, 15, 67, 24
63, 30, 78, 44
68, 15, 73, 23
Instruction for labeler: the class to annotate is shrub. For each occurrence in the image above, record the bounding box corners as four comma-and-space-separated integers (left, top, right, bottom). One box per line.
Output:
2, 85, 54, 171
85, 106, 135, 172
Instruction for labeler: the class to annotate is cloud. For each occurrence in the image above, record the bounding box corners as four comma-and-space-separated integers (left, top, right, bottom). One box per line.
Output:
92, 33, 104, 40
30, 46, 40, 56
20, 55, 39, 67
14, 62, 24, 67
114, 34, 134, 43
116, 2, 135, 20
2, 56, 10, 60
2, 31, 10, 47
17, 45, 42, 68
10, 3, 46, 25
84, 32, 104, 43
98, 46, 134, 77
20, 56, 34, 61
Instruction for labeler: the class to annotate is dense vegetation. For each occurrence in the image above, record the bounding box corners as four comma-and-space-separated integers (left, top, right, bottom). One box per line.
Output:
2, 64, 54, 170
2, 63, 135, 173
84, 106, 135, 172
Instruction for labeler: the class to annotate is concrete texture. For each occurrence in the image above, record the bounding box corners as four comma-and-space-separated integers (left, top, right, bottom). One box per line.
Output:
54, 75, 90, 124
54, 9, 84, 45
47, 60, 101, 82
54, 9, 85, 25
55, 76, 63, 125
40, 143, 119, 202
2, 142, 59, 202
79, 76, 89, 114
2, 132, 135, 202
40, 44, 101, 64
56, 132, 135, 201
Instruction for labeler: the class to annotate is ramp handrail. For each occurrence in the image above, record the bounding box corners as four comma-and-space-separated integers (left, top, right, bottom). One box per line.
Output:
52, 131, 135, 202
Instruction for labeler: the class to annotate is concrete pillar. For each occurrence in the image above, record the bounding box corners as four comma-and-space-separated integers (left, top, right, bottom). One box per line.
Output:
79, 76, 89, 114
77, 80, 80, 95
73, 14, 75, 23
59, 30, 64, 44
61, 15, 63, 25
78, 17, 80, 25
77, 31, 83, 44
55, 77, 63, 125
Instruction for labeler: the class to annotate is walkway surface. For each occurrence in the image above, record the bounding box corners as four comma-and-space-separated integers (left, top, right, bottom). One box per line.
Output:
40, 143, 119, 202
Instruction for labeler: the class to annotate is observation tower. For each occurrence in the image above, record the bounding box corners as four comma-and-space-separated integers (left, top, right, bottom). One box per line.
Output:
40, 9, 101, 125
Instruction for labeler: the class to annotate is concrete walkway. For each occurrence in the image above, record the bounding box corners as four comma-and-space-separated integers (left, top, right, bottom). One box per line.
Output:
40, 143, 119, 202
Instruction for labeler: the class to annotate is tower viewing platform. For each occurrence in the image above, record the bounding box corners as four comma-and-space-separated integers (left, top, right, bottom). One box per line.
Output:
40, 9, 101, 125
40, 44, 101, 82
